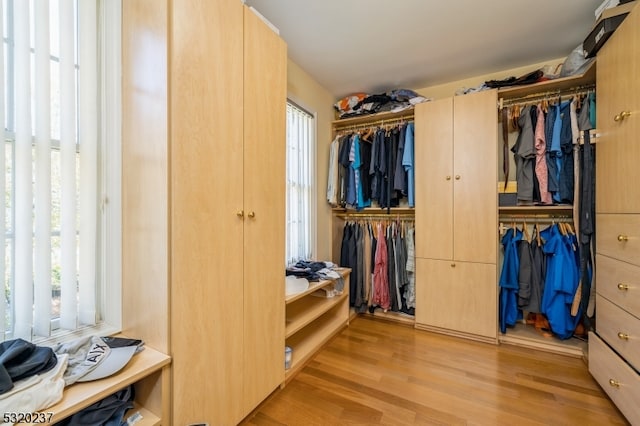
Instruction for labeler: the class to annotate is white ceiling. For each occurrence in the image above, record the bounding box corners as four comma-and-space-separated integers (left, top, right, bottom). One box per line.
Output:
244, 0, 602, 99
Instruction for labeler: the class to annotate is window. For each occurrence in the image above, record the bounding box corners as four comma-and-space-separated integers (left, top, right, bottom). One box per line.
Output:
285, 101, 314, 266
1, 0, 121, 342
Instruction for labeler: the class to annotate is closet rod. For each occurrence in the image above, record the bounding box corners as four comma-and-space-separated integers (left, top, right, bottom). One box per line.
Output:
498, 216, 572, 223
336, 212, 415, 220
498, 83, 595, 109
333, 115, 414, 132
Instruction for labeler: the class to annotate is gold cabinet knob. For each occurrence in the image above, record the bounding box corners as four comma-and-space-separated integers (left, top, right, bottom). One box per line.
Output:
450, 263, 456, 267
614, 111, 631, 122
617, 332, 629, 340
236, 210, 244, 218
617, 234, 628, 242
446, 175, 451, 181
455, 175, 461, 180
618, 283, 630, 291
248, 211, 256, 218
609, 379, 620, 388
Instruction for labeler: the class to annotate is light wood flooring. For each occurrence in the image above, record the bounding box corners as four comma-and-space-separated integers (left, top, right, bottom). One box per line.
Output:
241, 316, 628, 426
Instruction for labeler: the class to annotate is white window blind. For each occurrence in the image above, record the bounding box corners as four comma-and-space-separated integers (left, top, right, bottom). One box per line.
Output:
285, 101, 314, 266
2, 0, 105, 340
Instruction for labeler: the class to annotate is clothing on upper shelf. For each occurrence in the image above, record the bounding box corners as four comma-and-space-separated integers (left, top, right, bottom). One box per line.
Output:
328, 122, 415, 210
339, 219, 415, 315
507, 94, 595, 205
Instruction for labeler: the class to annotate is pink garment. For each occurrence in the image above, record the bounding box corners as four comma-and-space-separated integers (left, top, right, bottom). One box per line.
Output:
534, 105, 552, 204
372, 223, 390, 310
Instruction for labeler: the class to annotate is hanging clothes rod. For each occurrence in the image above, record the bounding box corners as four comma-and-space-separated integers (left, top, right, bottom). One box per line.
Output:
498, 83, 595, 109
336, 212, 415, 220
333, 115, 414, 132
498, 215, 572, 223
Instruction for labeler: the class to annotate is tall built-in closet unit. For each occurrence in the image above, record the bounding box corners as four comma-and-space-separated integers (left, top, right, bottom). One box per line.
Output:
122, 0, 287, 425
413, 90, 498, 342
589, 3, 640, 423
493, 62, 596, 356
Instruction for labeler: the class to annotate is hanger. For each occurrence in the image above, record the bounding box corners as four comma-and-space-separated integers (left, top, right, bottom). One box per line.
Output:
522, 220, 530, 243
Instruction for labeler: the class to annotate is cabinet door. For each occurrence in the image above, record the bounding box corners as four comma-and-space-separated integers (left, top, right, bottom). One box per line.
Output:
414, 98, 454, 260
415, 258, 497, 339
170, 1, 245, 425
596, 6, 640, 213
242, 6, 287, 418
453, 90, 497, 264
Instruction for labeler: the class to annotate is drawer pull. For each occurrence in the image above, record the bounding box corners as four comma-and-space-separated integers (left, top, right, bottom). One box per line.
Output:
614, 111, 631, 122
617, 332, 629, 340
451, 263, 456, 268
617, 234, 628, 242
446, 175, 451, 181
609, 379, 621, 388
617, 283, 630, 291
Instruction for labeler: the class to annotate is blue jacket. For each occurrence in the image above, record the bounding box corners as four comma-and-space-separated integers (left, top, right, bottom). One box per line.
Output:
499, 228, 522, 333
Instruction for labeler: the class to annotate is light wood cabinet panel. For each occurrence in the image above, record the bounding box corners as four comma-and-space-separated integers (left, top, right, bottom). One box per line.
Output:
170, 1, 245, 424
589, 332, 640, 425
242, 6, 287, 417
415, 98, 454, 260
414, 91, 497, 264
596, 213, 640, 266
596, 254, 640, 315
596, 295, 640, 372
595, 5, 640, 213
415, 258, 497, 339
453, 90, 497, 264
591, 6, 640, 425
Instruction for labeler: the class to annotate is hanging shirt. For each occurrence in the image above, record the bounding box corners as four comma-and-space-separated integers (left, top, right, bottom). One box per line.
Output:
402, 123, 415, 207
393, 125, 408, 195
327, 135, 340, 206
534, 105, 551, 204
512, 106, 536, 202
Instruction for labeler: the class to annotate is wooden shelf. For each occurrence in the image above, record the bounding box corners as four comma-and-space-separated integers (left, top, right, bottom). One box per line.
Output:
332, 107, 415, 128
285, 302, 349, 381
286, 291, 348, 338
332, 207, 415, 217
499, 322, 586, 358
499, 205, 574, 216
45, 345, 170, 424
285, 268, 350, 304
497, 60, 596, 100
123, 404, 161, 426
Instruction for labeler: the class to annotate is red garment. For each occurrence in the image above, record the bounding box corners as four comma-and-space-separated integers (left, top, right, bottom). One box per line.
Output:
535, 105, 552, 204
372, 224, 390, 310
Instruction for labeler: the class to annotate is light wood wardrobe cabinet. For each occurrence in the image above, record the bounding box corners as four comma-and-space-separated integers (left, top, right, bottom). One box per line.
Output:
123, 1, 286, 425
414, 90, 498, 342
589, 4, 640, 424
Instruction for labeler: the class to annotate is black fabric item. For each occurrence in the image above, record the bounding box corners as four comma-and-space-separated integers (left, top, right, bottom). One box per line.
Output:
559, 103, 574, 203
502, 108, 509, 191
530, 107, 541, 203
101, 337, 142, 349
0, 339, 57, 394
517, 239, 533, 308
54, 385, 135, 426
485, 69, 544, 88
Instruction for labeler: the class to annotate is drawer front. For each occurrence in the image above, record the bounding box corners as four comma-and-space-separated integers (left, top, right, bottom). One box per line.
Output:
597, 214, 640, 266
596, 294, 640, 371
589, 332, 640, 425
596, 254, 640, 315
